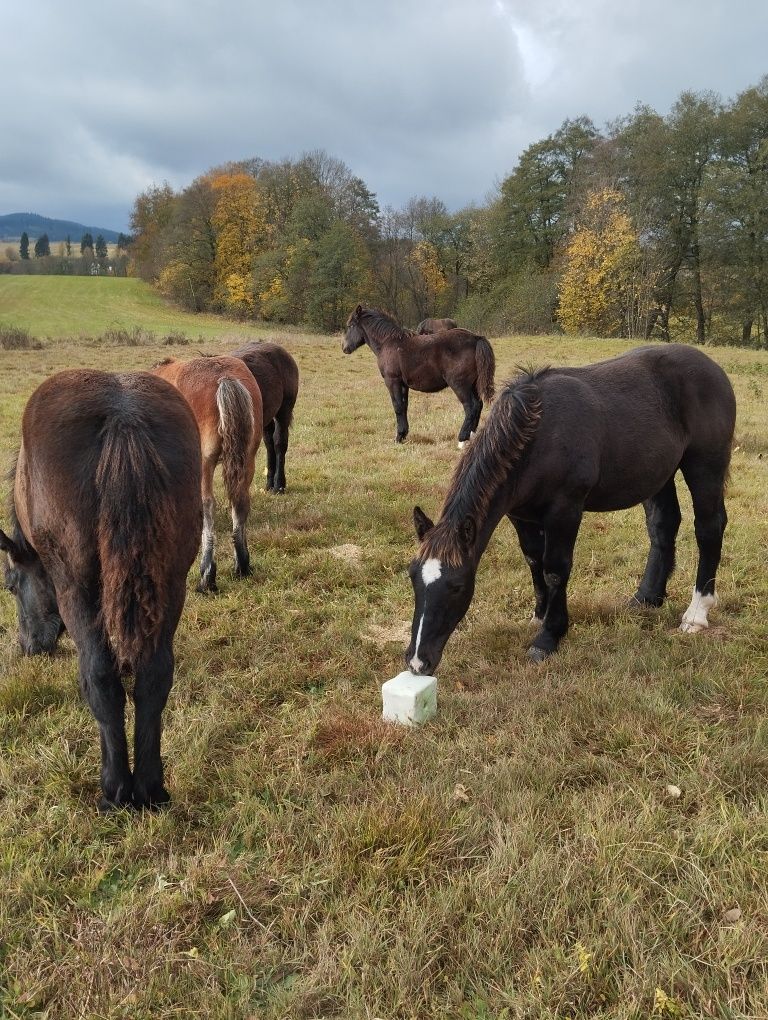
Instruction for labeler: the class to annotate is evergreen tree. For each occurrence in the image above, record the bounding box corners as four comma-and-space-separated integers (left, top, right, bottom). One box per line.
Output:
80, 232, 94, 255
19, 232, 29, 259
65, 235, 72, 256
95, 235, 108, 259
34, 234, 50, 258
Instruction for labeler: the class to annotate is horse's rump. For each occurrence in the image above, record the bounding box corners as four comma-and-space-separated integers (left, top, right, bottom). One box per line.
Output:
17, 370, 202, 665
229, 341, 299, 427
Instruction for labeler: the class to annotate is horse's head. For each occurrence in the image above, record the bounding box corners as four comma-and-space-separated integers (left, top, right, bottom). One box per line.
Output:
342, 304, 367, 354
404, 506, 476, 675
0, 531, 64, 655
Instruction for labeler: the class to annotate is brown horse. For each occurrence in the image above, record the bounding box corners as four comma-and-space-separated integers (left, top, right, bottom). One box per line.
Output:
0, 369, 201, 810
343, 305, 495, 446
153, 356, 263, 592
417, 317, 457, 334
229, 340, 300, 493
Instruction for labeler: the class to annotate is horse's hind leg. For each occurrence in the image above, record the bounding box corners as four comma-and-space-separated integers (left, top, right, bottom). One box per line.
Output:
264, 419, 277, 492
632, 476, 682, 607
272, 398, 294, 492
132, 635, 175, 809
679, 458, 728, 633
454, 386, 478, 447
231, 489, 252, 578
198, 456, 217, 593
510, 517, 548, 622
231, 455, 255, 578
63, 599, 131, 810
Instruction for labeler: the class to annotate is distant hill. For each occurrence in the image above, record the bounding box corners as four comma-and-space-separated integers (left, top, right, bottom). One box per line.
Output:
0, 213, 122, 243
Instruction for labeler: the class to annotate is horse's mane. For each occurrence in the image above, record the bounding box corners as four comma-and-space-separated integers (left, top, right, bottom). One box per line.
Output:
419, 368, 547, 566
3, 451, 34, 557
361, 307, 414, 343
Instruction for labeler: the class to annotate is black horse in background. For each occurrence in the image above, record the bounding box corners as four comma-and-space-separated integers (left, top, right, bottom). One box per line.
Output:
406, 344, 736, 670
230, 340, 300, 493
343, 305, 495, 447
1, 370, 202, 810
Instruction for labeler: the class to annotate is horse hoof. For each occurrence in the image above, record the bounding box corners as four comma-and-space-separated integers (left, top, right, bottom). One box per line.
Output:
527, 645, 552, 663
196, 580, 218, 594
98, 795, 134, 814
679, 620, 707, 634
234, 565, 252, 579
627, 594, 663, 610
133, 787, 171, 811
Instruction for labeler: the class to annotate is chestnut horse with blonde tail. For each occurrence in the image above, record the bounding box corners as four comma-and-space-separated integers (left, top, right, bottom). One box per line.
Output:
153, 356, 263, 592
343, 306, 494, 447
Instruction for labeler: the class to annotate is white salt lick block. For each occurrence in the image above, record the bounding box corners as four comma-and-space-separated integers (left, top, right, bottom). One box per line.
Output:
382, 671, 437, 726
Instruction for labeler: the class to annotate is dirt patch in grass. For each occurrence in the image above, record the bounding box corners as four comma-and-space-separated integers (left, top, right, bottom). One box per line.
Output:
326, 543, 363, 564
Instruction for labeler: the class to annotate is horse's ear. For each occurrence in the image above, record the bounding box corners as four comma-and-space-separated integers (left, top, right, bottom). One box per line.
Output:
355, 304, 363, 318
459, 515, 476, 549
413, 506, 434, 541
0, 529, 20, 562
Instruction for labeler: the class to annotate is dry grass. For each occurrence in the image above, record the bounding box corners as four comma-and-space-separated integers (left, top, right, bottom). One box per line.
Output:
0, 299, 766, 1018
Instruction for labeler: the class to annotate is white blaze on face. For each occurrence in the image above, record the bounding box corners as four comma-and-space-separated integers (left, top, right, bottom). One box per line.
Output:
680, 588, 718, 633
410, 558, 442, 672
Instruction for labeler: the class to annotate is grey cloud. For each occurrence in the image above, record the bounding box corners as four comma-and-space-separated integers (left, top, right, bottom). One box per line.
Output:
2, 0, 766, 230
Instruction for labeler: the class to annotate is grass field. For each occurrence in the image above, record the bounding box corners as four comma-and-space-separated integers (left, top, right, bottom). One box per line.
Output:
0, 279, 766, 1018
0, 276, 275, 342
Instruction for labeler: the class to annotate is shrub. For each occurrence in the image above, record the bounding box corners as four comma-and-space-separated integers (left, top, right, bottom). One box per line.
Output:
0, 324, 43, 349
100, 326, 157, 346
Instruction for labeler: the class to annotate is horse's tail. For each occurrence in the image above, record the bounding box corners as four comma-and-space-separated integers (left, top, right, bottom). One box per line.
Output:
216, 376, 255, 507
475, 335, 495, 401
96, 418, 175, 666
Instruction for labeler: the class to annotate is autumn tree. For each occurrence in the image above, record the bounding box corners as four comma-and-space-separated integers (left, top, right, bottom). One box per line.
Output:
210, 172, 267, 315
558, 188, 641, 337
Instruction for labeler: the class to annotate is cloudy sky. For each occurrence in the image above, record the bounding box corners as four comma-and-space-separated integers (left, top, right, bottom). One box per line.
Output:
2, 0, 766, 232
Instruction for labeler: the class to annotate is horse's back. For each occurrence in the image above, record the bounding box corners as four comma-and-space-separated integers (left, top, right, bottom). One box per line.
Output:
554, 344, 735, 445
527, 345, 735, 511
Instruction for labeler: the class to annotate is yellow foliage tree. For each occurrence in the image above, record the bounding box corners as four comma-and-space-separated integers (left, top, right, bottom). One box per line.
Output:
210, 173, 267, 315
558, 189, 640, 337
408, 240, 448, 318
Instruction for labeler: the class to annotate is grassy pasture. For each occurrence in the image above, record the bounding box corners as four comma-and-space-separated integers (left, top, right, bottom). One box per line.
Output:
0, 279, 766, 1018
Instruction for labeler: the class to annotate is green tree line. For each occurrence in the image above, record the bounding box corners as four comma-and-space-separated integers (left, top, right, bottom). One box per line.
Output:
129, 78, 768, 345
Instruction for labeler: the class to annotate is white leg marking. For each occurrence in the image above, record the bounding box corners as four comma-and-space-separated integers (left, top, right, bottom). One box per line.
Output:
680, 589, 718, 633
457, 440, 465, 450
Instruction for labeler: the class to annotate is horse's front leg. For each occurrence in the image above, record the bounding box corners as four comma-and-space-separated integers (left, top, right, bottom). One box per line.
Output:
387, 379, 409, 443
510, 517, 548, 623
528, 511, 582, 662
